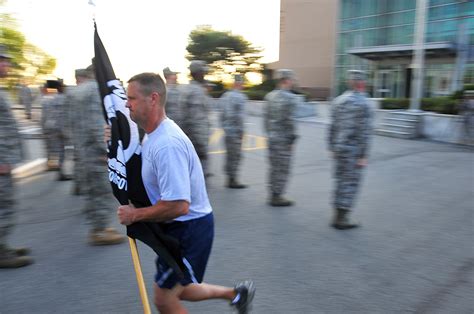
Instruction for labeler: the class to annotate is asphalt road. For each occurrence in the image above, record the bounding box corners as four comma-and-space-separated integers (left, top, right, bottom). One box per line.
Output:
1, 115, 473, 313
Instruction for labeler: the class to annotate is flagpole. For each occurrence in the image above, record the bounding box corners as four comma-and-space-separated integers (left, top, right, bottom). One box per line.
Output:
128, 238, 152, 314
90, 4, 153, 312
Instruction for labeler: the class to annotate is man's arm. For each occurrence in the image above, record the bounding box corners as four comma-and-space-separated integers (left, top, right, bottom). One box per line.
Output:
327, 102, 338, 153
263, 93, 271, 134
356, 102, 372, 160
0, 94, 23, 171
118, 200, 189, 225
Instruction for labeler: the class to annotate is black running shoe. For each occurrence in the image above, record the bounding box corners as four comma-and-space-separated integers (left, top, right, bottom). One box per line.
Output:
231, 280, 256, 314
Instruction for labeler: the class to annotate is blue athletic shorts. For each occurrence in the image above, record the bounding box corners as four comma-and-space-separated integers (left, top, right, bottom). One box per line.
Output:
154, 213, 214, 289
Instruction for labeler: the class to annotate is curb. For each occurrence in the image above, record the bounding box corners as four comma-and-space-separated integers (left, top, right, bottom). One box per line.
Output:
12, 158, 47, 179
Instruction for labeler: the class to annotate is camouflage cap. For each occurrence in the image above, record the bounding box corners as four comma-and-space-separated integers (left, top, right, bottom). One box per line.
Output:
275, 69, 295, 80
0, 44, 12, 59
84, 63, 96, 78
75, 68, 89, 78
347, 70, 367, 81
163, 67, 179, 77
234, 74, 244, 83
45, 80, 61, 89
189, 60, 209, 74
85, 63, 94, 72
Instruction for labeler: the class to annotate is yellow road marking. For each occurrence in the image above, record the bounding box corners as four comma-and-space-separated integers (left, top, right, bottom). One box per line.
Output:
208, 128, 267, 154
208, 128, 225, 145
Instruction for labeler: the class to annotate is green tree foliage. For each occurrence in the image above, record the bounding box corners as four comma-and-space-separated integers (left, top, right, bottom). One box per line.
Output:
1, 2, 56, 84
186, 26, 262, 79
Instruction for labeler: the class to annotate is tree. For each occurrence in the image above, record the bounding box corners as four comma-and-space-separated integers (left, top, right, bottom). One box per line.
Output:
186, 26, 263, 81
1, 1, 56, 85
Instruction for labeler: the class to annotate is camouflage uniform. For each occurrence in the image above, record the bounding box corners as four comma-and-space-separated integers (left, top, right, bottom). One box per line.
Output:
459, 91, 474, 144
18, 84, 33, 119
181, 80, 210, 175
41, 93, 65, 168
0, 88, 23, 248
65, 85, 87, 193
75, 79, 111, 230
264, 88, 299, 197
328, 90, 372, 211
165, 83, 181, 125
220, 89, 247, 179
59, 86, 74, 146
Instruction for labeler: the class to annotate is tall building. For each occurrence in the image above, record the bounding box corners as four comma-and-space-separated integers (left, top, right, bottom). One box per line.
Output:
336, 0, 474, 98
269, 0, 338, 99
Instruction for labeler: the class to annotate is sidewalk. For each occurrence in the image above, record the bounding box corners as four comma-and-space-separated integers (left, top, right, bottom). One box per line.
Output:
11, 106, 47, 179
246, 100, 473, 146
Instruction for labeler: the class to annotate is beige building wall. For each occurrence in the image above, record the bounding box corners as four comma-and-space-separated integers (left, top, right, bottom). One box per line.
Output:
270, 0, 338, 98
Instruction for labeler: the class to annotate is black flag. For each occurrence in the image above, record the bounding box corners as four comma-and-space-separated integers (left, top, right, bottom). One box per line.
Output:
93, 22, 185, 278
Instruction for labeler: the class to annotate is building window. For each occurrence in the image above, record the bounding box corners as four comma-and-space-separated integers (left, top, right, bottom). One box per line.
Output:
427, 20, 459, 42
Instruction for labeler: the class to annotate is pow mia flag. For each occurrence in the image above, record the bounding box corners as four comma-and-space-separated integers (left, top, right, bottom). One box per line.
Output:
93, 22, 185, 278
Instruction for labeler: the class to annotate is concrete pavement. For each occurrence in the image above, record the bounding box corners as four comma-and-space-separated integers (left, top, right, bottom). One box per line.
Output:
1, 113, 473, 313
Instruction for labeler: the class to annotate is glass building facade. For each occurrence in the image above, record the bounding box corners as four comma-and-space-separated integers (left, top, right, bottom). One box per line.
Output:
335, 0, 474, 98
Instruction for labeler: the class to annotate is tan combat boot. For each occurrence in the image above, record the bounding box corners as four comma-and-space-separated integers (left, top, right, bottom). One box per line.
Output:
89, 228, 126, 246
0, 248, 34, 268
47, 159, 60, 171
269, 194, 294, 207
7, 246, 31, 256
227, 177, 248, 189
331, 208, 359, 230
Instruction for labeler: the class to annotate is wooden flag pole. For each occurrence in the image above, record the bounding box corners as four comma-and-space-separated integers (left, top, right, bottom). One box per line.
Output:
128, 237, 152, 314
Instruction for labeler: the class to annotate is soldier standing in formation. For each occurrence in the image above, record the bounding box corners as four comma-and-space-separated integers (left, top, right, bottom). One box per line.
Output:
66, 69, 90, 195
220, 74, 248, 189
328, 70, 372, 230
50, 81, 70, 181
40, 80, 64, 172
18, 81, 33, 120
264, 69, 299, 207
0, 44, 33, 268
180, 60, 211, 177
162, 67, 181, 125
459, 90, 474, 145
74, 65, 125, 245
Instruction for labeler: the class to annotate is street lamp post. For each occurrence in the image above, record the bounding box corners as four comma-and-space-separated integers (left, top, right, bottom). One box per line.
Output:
409, 0, 428, 111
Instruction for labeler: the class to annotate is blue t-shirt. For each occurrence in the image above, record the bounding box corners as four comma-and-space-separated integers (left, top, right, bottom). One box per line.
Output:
141, 118, 212, 222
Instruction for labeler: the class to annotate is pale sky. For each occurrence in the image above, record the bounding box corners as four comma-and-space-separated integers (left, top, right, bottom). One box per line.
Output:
4, 0, 280, 84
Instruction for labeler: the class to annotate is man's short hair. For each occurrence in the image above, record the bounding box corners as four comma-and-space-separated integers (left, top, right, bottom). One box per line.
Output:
128, 72, 167, 106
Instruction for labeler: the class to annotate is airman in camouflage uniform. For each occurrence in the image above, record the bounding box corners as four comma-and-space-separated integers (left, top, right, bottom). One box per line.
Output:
264, 69, 300, 206
74, 65, 125, 245
41, 81, 70, 180
180, 60, 211, 177
328, 70, 372, 230
459, 90, 474, 145
66, 69, 90, 195
18, 82, 33, 120
0, 44, 34, 268
163, 67, 182, 125
40, 80, 64, 172
220, 74, 247, 188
